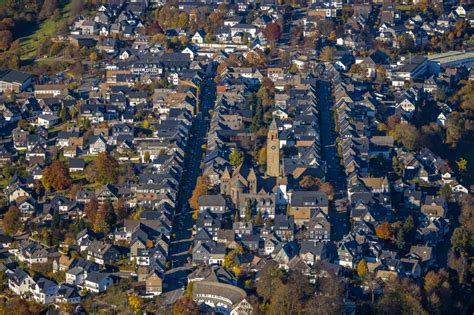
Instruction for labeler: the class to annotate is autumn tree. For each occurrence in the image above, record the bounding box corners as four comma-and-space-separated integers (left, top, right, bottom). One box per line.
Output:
299, 175, 322, 190
459, 195, 474, 232
257, 78, 275, 108
229, 148, 244, 166
172, 297, 199, 315
39, 0, 58, 20
71, 0, 84, 16
128, 295, 143, 312
89, 51, 97, 63
456, 158, 468, 173
376, 279, 426, 314
424, 269, 453, 314
85, 197, 99, 225
264, 23, 281, 43
376, 65, 386, 83
357, 259, 368, 279
68, 183, 81, 200
306, 268, 344, 314
0, 30, 12, 51
319, 182, 334, 201
256, 265, 285, 303
42, 160, 73, 191
94, 152, 120, 184
320, 46, 335, 62
146, 21, 163, 35
113, 198, 128, 223
375, 222, 393, 240
268, 271, 312, 315
391, 123, 420, 150
3, 205, 21, 235
93, 200, 115, 233
257, 147, 267, 166
188, 176, 208, 211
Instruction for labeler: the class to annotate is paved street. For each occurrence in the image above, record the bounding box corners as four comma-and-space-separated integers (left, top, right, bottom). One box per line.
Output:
162, 79, 216, 305
316, 80, 349, 241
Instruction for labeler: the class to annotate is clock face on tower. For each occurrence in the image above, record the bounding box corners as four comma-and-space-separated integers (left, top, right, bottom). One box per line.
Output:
271, 145, 276, 150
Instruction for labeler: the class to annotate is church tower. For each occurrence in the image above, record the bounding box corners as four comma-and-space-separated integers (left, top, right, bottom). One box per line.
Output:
266, 118, 280, 177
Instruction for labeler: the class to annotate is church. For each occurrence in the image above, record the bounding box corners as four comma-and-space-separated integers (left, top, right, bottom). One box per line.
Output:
219, 119, 289, 218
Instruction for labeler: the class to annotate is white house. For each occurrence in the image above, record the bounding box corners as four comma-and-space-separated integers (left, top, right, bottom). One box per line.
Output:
84, 272, 113, 293
31, 277, 58, 304
66, 267, 86, 285
7, 268, 34, 296
192, 30, 206, 44
37, 114, 59, 128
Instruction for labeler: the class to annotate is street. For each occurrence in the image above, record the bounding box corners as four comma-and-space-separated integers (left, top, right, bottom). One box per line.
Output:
316, 80, 349, 241
161, 79, 216, 305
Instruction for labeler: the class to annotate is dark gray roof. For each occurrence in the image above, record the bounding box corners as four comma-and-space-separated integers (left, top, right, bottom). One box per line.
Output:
291, 191, 328, 208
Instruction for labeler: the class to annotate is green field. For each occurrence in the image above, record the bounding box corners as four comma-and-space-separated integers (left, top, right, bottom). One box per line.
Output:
19, 0, 72, 60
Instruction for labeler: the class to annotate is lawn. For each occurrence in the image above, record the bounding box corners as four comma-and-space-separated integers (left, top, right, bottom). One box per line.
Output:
48, 121, 73, 133
82, 155, 98, 163
19, 0, 72, 60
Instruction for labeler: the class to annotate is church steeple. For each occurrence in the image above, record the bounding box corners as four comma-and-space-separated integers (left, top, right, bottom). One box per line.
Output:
266, 118, 280, 177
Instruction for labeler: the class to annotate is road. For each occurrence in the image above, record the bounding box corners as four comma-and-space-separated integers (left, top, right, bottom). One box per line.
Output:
162, 79, 216, 305
315, 79, 349, 241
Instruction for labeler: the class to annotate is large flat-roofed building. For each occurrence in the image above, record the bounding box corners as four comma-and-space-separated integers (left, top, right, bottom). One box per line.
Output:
0, 69, 32, 93
395, 56, 428, 81
427, 51, 474, 73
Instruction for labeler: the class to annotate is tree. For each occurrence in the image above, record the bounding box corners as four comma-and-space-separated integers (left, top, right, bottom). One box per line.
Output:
143, 119, 150, 129
376, 65, 386, 83
264, 23, 281, 42
58, 303, 75, 314
3, 205, 21, 235
188, 176, 208, 210
424, 269, 453, 315
128, 295, 143, 312
95, 152, 120, 184
244, 199, 252, 222
456, 158, 468, 173
306, 269, 344, 314
445, 112, 464, 147
42, 160, 73, 191
113, 198, 128, 222
357, 259, 368, 279
229, 148, 244, 166
51, 209, 60, 230
172, 297, 199, 315
391, 123, 420, 150
146, 21, 163, 35
320, 46, 335, 62
93, 201, 114, 233
439, 184, 452, 199
0, 30, 12, 51
451, 227, 472, 255
257, 147, 267, 166
459, 195, 474, 232
39, 0, 58, 20
395, 226, 407, 251
85, 197, 99, 225
256, 266, 285, 303
89, 51, 97, 63
143, 151, 150, 162
59, 106, 69, 122
299, 175, 322, 190
376, 279, 426, 315
71, 0, 84, 16
319, 182, 334, 201
375, 222, 393, 240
